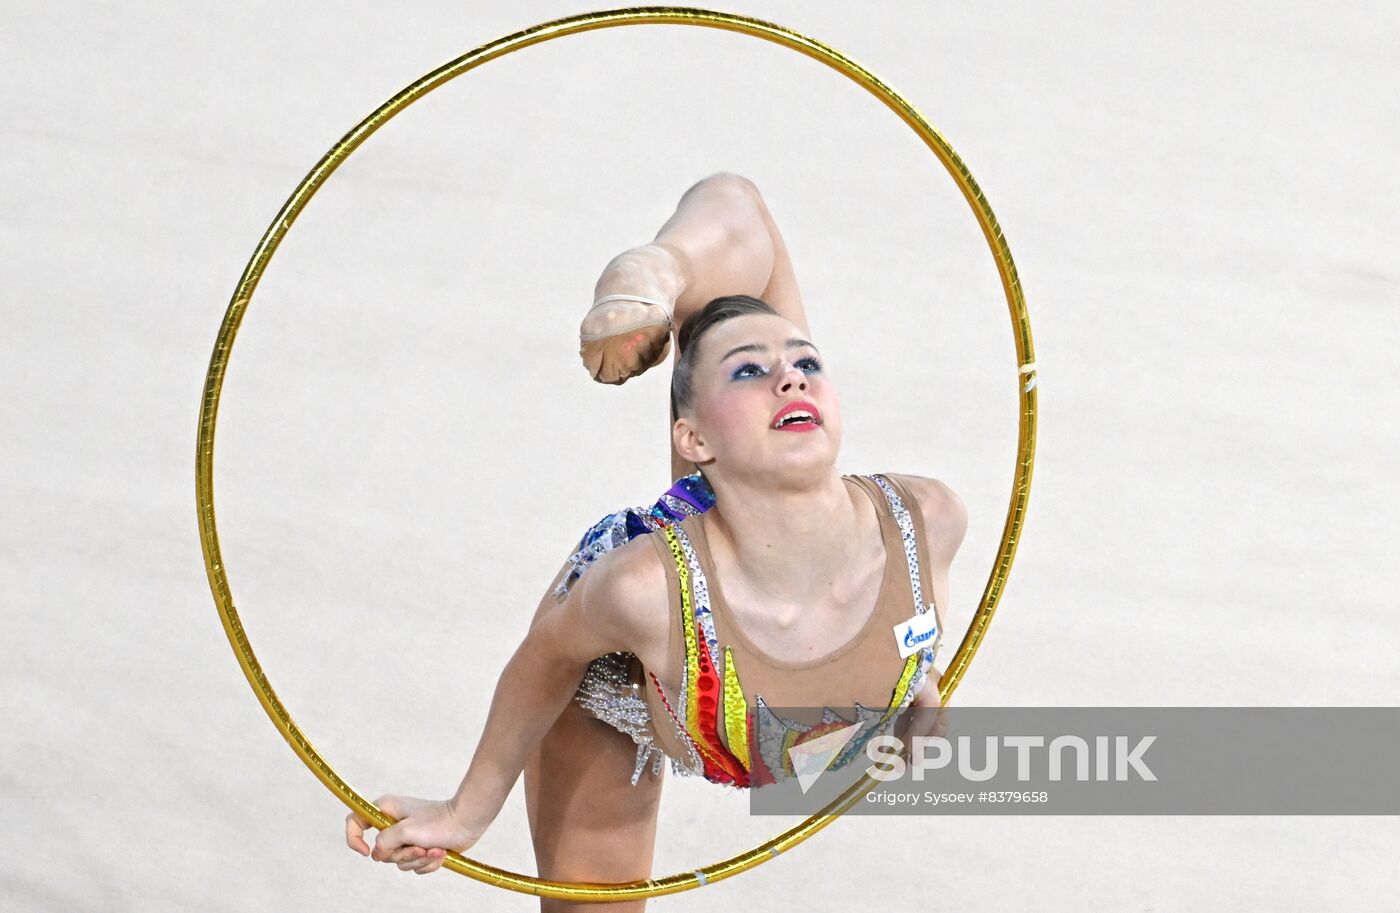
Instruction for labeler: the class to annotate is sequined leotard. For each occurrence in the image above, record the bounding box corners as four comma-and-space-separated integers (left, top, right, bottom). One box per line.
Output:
564, 472, 942, 787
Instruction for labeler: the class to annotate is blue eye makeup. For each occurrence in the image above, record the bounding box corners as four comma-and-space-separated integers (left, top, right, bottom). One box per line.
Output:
730, 362, 763, 380
728, 356, 822, 381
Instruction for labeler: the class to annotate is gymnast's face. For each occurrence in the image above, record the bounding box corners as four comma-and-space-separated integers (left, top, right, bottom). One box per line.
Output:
674, 313, 842, 481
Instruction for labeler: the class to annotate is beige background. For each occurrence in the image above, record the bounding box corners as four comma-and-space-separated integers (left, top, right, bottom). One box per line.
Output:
3, 1, 1397, 910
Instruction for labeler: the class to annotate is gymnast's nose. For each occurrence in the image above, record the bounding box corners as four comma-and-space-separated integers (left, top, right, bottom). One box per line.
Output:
776, 360, 808, 394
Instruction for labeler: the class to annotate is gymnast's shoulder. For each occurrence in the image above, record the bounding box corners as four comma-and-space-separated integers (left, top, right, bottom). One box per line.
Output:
572, 533, 672, 664
882, 473, 968, 566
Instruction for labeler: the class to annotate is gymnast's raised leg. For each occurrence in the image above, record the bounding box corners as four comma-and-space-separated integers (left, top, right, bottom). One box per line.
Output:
579, 173, 808, 392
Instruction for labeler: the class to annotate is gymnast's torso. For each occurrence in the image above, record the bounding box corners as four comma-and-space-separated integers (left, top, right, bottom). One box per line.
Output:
568, 471, 943, 788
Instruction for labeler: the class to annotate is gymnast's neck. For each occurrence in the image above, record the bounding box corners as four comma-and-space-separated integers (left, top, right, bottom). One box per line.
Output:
699, 465, 864, 600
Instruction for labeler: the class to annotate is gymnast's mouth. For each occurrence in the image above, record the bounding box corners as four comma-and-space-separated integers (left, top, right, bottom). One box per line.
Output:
770, 401, 823, 430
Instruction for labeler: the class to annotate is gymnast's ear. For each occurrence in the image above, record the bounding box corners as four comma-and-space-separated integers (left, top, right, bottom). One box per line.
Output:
672, 414, 712, 465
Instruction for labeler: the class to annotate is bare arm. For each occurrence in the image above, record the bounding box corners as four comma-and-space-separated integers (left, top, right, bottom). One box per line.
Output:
448, 543, 664, 826
346, 540, 667, 868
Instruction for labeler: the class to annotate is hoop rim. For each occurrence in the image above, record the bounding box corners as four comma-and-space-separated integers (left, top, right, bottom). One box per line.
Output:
196, 4, 1036, 902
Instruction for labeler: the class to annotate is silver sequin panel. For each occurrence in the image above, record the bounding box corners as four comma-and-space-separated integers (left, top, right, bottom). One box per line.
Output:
871, 474, 938, 704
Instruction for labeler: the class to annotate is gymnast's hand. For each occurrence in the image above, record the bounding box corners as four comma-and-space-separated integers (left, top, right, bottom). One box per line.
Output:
898, 667, 950, 746
344, 794, 485, 876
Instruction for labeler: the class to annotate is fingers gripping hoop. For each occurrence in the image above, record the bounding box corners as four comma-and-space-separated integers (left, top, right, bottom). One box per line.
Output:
196, 5, 1038, 903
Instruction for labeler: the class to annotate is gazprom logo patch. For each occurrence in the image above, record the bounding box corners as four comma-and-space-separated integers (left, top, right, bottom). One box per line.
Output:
892, 609, 940, 660
903, 626, 937, 648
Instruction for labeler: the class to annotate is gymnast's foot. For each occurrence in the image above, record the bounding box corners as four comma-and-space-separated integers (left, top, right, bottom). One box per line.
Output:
580, 242, 689, 385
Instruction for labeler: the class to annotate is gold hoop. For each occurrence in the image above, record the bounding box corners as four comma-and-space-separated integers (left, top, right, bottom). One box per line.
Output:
196, 5, 1037, 902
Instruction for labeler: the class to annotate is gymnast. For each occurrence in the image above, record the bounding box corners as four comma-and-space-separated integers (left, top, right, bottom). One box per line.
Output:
343, 172, 967, 909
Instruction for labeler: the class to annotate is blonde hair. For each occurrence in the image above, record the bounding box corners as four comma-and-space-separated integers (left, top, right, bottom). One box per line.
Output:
669, 294, 780, 421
